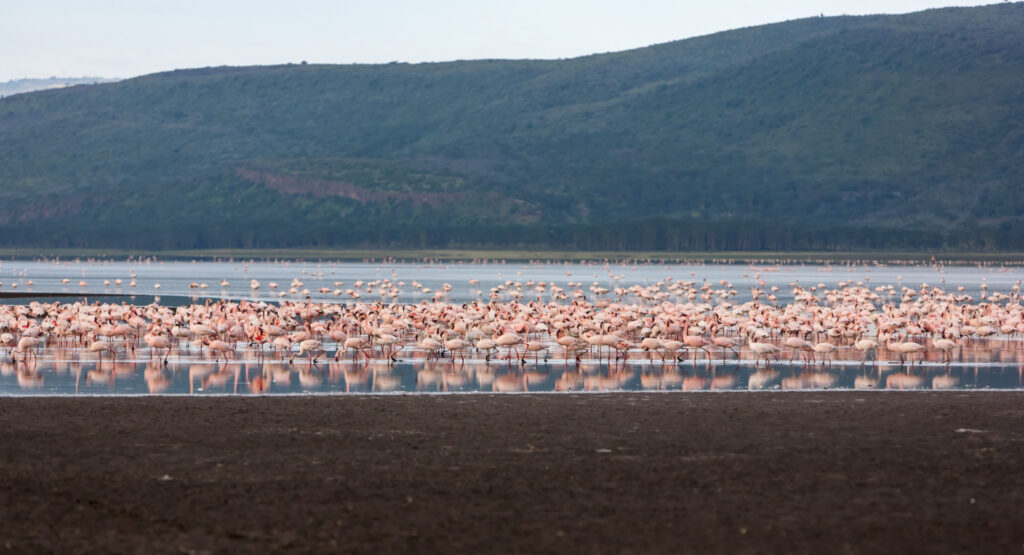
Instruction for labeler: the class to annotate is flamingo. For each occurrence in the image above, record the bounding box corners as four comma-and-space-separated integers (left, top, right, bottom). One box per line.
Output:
1, 332, 14, 358
811, 342, 837, 367
294, 339, 324, 365
493, 328, 524, 366
932, 338, 958, 363
523, 340, 549, 364
710, 324, 741, 361
887, 339, 926, 365
204, 338, 234, 364
144, 328, 173, 364
475, 337, 498, 361
374, 333, 403, 362
442, 333, 470, 364
583, 331, 620, 363
681, 317, 711, 362
555, 329, 588, 364
658, 339, 685, 362
782, 336, 814, 363
853, 339, 879, 365
86, 338, 112, 365
639, 336, 663, 361
417, 336, 444, 361
342, 336, 372, 360
746, 333, 779, 366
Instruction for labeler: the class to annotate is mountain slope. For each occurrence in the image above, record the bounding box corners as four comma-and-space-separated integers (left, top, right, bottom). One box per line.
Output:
1, 3, 1022, 250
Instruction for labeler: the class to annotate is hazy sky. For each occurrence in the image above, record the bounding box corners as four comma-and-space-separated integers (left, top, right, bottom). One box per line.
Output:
0, 0, 1003, 81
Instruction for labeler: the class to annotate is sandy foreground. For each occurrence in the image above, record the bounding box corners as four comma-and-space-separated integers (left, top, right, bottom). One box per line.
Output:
1, 392, 1022, 553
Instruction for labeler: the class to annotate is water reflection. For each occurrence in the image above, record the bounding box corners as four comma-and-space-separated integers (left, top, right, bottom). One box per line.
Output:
4, 345, 1024, 395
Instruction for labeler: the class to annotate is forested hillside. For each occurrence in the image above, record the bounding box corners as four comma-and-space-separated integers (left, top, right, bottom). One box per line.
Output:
1, 3, 1022, 250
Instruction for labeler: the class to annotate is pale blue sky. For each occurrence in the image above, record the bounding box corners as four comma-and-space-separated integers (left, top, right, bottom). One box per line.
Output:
0, 0, 1003, 81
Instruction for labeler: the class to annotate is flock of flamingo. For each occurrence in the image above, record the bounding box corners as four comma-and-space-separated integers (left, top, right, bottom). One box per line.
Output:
2, 266, 1022, 384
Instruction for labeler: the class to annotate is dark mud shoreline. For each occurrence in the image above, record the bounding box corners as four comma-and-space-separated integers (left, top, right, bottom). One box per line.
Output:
2, 392, 1023, 553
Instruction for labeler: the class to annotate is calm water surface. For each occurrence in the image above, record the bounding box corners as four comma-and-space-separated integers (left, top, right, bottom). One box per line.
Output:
4, 340, 1024, 395
1, 259, 1021, 305
2, 259, 1023, 394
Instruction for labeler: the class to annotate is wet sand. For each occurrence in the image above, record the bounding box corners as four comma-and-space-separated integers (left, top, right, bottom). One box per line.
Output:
2, 392, 1023, 553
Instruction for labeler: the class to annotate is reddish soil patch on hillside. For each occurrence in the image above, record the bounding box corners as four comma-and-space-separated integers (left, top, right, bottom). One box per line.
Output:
237, 168, 464, 207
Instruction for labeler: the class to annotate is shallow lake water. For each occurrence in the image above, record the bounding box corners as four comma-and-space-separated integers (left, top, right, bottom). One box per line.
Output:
1, 258, 1021, 305
2, 258, 1023, 394
4, 358, 1024, 396
3, 338, 1024, 395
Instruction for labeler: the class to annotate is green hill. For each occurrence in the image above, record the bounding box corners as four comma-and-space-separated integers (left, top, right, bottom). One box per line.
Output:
1, 3, 1023, 251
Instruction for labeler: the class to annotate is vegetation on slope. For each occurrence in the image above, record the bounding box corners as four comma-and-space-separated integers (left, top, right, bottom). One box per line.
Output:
1, 4, 1022, 250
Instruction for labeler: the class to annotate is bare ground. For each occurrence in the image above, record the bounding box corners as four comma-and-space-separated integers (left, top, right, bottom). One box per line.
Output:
1, 392, 1023, 553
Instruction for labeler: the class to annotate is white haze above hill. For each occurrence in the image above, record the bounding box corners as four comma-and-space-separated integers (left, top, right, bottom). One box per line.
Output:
0, 1, 1003, 82
0, 77, 118, 98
